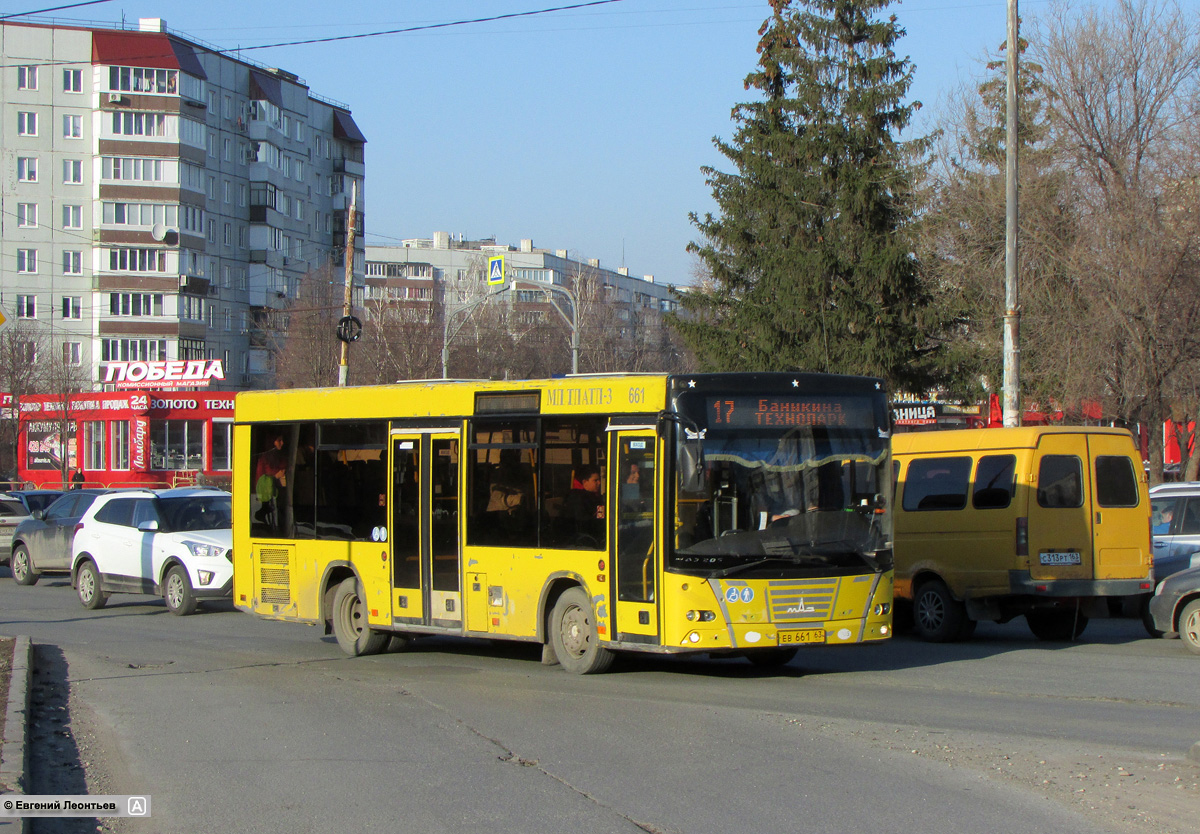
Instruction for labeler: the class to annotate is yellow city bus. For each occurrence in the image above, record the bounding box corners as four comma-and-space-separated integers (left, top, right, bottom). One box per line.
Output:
892, 426, 1154, 642
233, 373, 894, 673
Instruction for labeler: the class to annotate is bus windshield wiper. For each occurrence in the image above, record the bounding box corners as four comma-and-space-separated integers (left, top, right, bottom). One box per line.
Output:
710, 557, 800, 578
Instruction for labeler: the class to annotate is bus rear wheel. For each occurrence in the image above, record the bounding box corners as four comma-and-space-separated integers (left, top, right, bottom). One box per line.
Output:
912, 579, 969, 642
332, 577, 388, 656
550, 587, 614, 674
1026, 609, 1088, 641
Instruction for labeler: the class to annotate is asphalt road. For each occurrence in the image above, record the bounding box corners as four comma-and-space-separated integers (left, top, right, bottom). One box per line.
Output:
1, 570, 1196, 834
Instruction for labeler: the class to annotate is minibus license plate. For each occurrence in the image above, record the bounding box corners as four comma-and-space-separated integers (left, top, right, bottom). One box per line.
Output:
779, 629, 825, 645
1039, 551, 1081, 566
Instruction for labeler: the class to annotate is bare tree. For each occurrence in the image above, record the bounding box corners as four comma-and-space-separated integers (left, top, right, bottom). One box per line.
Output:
264, 262, 350, 389
41, 343, 91, 489
1033, 0, 1200, 480
0, 323, 46, 483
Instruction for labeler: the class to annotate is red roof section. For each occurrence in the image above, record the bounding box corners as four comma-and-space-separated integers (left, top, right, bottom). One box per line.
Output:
92, 30, 180, 70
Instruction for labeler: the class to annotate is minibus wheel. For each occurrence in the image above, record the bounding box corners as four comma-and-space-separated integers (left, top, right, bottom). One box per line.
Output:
1026, 609, 1088, 641
912, 579, 968, 643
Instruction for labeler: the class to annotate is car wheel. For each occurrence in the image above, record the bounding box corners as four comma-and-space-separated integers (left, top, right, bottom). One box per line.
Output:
1179, 600, 1200, 656
164, 565, 198, 616
76, 561, 108, 610
549, 587, 614, 674
10, 545, 38, 586
1027, 609, 1088, 641
912, 579, 969, 642
1140, 594, 1163, 638
331, 577, 387, 656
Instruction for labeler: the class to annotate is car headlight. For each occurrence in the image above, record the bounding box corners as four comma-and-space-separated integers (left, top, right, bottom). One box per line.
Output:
183, 540, 226, 560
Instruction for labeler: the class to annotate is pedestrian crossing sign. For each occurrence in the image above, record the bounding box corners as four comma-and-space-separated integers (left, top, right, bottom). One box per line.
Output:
488, 256, 505, 285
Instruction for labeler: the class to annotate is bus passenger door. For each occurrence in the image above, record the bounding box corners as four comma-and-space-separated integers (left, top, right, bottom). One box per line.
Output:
612, 431, 659, 642
390, 435, 424, 624
390, 432, 463, 629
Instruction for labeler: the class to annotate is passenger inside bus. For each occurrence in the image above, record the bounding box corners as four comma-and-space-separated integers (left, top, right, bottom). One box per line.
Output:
562, 464, 606, 546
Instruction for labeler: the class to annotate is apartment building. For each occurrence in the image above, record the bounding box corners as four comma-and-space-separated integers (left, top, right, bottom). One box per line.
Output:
1, 17, 366, 391
365, 232, 677, 327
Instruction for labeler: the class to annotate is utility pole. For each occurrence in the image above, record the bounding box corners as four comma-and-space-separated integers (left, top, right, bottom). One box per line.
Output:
337, 180, 358, 387
1002, 0, 1021, 427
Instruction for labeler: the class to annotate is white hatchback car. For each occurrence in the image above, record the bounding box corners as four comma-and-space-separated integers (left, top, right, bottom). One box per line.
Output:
71, 487, 232, 615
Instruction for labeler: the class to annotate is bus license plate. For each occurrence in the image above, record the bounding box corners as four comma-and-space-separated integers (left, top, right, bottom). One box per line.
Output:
779, 629, 825, 645
1039, 551, 1081, 566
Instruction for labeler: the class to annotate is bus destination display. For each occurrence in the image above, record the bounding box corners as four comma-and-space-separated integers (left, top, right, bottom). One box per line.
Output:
706, 396, 876, 429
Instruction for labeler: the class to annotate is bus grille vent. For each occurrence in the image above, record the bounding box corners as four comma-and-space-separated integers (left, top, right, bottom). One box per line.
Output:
261, 587, 290, 605
259, 548, 290, 565
260, 568, 289, 585
767, 578, 838, 622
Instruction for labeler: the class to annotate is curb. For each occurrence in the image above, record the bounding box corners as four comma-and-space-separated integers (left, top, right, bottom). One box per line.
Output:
1, 636, 31, 834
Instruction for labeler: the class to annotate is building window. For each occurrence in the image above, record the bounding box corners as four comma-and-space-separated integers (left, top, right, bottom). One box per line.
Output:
238, 226, 248, 249
63, 342, 82, 366
111, 422, 130, 470
101, 338, 166, 362
178, 295, 204, 321
223, 137, 232, 161
16, 250, 37, 274
223, 223, 232, 246
102, 202, 179, 228
211, 421, 232, 471
17, 295, 37, 319
63, 296, 82, 319
17, 203, 37, 228
62, 204, 82, 229
207, 220, 216, 244
17, 112, 37, 136
63, 114, 82, 138
223, 180, 231, 203
63, 159, 83, 184
179, 338, 205, 360
207, 176, 216, 199
108, 66, 177, 94
84, 421, 106, 470
63, 68, 82, 93
102, 157, 166, 182
107, 249, 167, 273
111, 111, 170, 138
63, 251, 82, 275
109, 292, 164, 316
17, 157, 37, 182
150, 420, 204, 471
17, 65, 37, 90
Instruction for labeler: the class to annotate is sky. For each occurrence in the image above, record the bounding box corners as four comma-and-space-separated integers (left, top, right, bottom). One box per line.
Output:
18, 0, 1142, 286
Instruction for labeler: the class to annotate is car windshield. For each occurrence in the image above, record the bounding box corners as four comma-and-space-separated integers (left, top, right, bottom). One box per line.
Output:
155, 494, 232, 533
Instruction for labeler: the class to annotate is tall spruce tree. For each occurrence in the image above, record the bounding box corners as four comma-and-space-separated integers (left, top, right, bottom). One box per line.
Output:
675, 0, 939, 391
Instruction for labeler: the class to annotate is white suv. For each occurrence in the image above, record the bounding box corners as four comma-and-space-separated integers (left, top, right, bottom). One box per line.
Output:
71, 487, 233, 615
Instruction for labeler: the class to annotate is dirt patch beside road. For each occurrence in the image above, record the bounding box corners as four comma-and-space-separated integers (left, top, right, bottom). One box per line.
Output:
817, 718, 1200, 834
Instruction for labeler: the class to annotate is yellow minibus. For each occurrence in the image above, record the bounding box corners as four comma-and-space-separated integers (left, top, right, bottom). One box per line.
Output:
893, 426, 1153, 641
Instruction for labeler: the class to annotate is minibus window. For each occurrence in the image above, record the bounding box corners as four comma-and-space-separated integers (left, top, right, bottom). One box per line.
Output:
973, 455, 1016, 510
1037, 455, 1083, 508
1095, 456, 1138, 507
902, 457, 971, 511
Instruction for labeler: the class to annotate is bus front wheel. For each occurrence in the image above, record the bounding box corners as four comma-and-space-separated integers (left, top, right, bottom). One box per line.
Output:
550, 588, 614, 674
332, 577, 388, 656
913, 580, 969, 643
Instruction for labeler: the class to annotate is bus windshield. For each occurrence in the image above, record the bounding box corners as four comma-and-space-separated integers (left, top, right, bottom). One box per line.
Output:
670, 401, 891, 579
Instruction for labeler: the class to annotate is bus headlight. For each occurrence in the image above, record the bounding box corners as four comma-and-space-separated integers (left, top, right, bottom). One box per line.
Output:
873, 603, 891, 616
685, 610, 716, 622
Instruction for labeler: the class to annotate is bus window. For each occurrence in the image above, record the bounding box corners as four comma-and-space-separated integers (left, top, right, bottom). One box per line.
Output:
902, 457, 972, 511
1037, 455, 1083, 508
973, 455, 1016, 510
540, 417, 606, 550
467, 418, 537, 547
